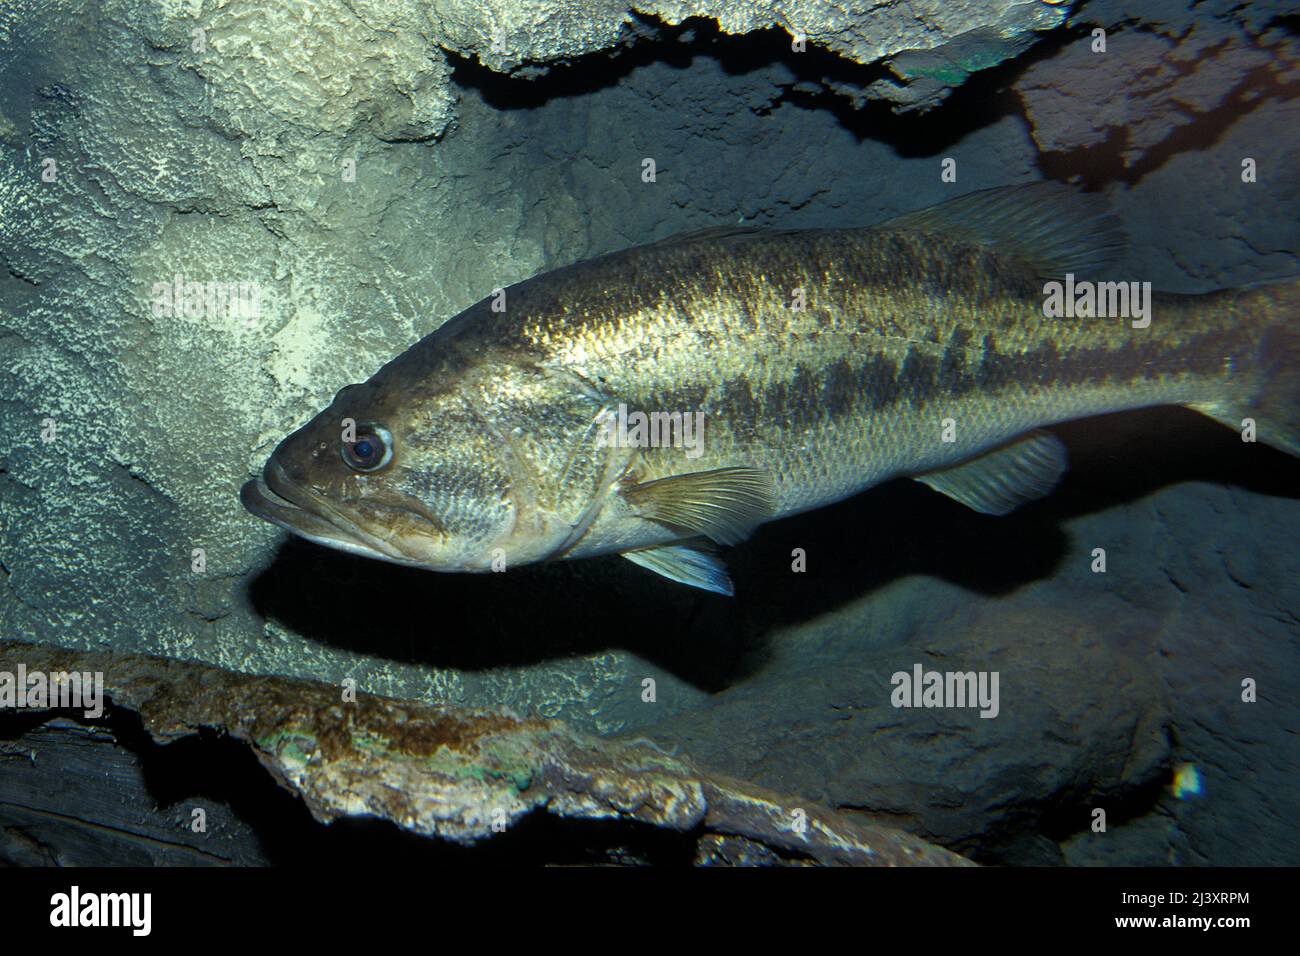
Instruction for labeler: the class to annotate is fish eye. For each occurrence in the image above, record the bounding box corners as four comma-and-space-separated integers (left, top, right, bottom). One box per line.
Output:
341, 423, 393, 472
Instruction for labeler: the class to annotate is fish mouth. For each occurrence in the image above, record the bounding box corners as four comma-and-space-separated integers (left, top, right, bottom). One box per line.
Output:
240, 459, 422, 565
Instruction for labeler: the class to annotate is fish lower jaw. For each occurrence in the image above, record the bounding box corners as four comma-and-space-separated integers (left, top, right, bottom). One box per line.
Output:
240, 475, 416, 564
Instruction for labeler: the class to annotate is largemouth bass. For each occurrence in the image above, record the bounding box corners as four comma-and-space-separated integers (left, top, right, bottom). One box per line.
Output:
241, 184, 1300, 594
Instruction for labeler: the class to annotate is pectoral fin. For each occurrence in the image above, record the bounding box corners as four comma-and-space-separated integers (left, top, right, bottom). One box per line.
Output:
622, 543, 734, 595
620, 466, 774, 545
915, 430, 1068, 516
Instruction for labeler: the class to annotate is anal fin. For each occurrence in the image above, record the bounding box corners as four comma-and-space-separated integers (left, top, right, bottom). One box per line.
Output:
622, 544, 734, 596
915, 430, 1068, 516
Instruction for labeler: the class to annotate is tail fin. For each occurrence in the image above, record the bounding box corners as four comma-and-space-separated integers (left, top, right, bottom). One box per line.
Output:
1191, 278, 1300, 457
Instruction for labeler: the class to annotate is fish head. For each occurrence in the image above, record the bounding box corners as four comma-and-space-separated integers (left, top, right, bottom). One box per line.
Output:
241, 348, 623, 572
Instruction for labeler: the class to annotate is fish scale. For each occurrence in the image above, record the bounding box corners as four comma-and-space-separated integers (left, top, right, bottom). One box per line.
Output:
500, 232, 1264, 515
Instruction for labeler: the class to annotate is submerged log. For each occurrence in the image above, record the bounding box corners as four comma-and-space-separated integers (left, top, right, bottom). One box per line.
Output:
0, 641, 971, 866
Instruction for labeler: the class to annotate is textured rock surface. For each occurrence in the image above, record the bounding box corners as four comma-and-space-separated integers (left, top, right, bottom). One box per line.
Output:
0, 641, 972, 865
0, 0, 1297, 867
427, 0, 1068, 108
638, 602, 1174, 862
1016, 5, 1300, 167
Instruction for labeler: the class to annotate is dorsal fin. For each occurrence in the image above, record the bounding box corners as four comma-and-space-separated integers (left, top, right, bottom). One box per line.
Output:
875, 183, 1125, 280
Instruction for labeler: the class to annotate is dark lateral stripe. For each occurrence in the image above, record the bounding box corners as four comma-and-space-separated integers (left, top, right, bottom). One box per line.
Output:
974, 327, 1242, 394
681, 324, 1243, 441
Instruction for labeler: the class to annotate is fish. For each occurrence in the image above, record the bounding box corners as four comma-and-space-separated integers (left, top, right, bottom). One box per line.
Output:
240, 183, 1300, 595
